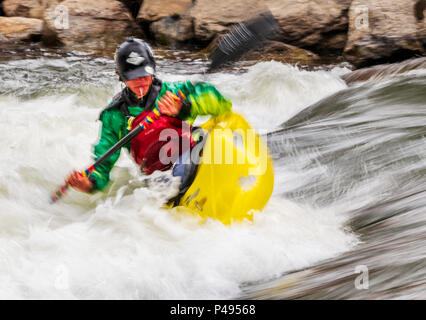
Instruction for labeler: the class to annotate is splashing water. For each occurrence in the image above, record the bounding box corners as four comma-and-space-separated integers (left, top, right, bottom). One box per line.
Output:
3, 52, 404, 299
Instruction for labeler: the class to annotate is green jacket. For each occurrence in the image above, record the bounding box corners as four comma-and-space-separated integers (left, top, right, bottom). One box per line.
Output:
89, 80, 232, 191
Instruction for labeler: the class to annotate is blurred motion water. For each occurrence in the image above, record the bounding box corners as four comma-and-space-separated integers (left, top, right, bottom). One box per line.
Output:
244, 70, 426, 299
0, 50, 424, 299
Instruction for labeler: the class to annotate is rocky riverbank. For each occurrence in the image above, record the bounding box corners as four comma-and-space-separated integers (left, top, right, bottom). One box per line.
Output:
0, 0, 425, 69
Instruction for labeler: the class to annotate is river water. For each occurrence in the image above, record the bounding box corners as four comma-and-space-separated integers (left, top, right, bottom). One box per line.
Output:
0, 48, 424, 299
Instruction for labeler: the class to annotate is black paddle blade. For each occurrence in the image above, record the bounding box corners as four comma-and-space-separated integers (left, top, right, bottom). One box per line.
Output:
208, 10, 279, 72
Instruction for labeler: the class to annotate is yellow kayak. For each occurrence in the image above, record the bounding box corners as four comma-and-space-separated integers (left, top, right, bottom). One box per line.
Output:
167, 111, 274, 225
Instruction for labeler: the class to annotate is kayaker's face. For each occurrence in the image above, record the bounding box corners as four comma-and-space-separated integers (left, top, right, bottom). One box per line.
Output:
125, 76, 153, 98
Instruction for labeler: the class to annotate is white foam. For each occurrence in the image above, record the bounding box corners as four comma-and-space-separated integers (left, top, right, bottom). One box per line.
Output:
211, 61, 348, 130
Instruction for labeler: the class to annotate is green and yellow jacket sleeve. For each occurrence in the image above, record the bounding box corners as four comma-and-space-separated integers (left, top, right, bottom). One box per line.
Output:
161, 81, 232, 123
88, 109, 125, 191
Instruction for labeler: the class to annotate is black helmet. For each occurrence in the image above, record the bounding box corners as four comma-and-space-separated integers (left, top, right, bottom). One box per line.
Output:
115, 37, 156, 82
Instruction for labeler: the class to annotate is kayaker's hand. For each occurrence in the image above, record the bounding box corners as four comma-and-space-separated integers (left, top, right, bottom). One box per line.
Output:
158, 91, 182, 116
66, 170, 94, 193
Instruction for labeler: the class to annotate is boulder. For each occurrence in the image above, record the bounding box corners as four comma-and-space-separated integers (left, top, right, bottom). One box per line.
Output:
344, 0, 426, 67
241, 40, 321, 66
0, 16, 42, 41
43, 0, 142, 54
342, 57, 426, 84
184, 0, 351, 52
262, 0, 351, 53
137, 0, 192, 22
150, 16, 193, 45
185, 0, 260, 42
3, 0, 63, 19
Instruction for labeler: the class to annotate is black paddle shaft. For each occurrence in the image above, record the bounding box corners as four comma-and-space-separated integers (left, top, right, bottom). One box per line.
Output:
92, 124, 143, 169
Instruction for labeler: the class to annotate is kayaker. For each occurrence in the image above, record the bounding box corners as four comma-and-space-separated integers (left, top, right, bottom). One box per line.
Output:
66, 37, 232, 193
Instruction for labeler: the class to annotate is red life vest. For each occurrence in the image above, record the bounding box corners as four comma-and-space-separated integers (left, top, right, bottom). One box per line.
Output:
130, 110, 194, 175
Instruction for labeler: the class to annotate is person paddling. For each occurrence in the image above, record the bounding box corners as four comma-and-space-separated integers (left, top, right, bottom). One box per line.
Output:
66, 37, 232, 193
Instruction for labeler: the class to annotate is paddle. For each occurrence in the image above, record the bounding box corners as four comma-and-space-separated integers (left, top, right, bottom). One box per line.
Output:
50, 10, 279, 203
208, 10, 279, 71
50, 105, 163, 203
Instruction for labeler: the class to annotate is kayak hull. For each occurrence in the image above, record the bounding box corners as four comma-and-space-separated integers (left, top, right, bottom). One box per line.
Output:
172, 112, 274, 225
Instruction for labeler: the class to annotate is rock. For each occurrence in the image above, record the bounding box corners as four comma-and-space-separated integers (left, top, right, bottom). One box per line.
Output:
150, 16, 193, 45
137, 0, 192, 22
0, 16, 42, 41
342, 57, 426, 84
241, 40, 321, 66
43, 0, 142, 54
3, 0, 63, 19
185, 0, 351, 52
186, 0, 261, 42
319, 33, 348, 55
344, 0, 426, 68
262, 0, 351, 53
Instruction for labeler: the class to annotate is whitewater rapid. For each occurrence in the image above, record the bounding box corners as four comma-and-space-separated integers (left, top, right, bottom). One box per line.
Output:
0, 55, 358, 299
